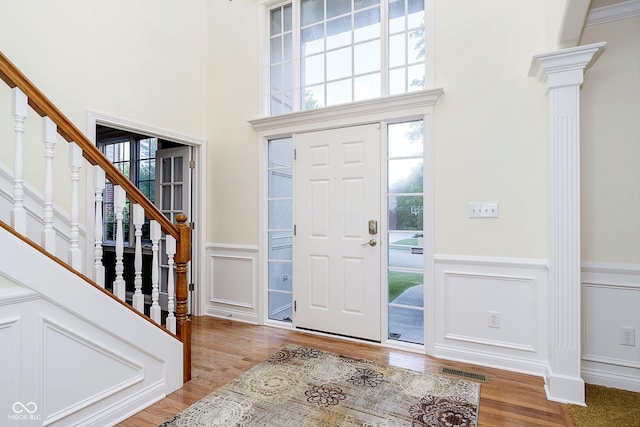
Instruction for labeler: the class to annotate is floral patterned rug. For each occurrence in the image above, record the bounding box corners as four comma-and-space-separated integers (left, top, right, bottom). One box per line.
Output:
159, 344, 481, 427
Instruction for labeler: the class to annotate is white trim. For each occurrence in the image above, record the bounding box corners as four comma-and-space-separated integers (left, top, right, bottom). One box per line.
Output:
529, 42, 607, 406
434, 254, 549, 270
249, 89, 444, 134
204, 306, 260, 324
75, 380, 167, 427
86, 111, 205, 147
528, 42, 607, 90
582, 262, 640, 288
435, 343, 548, 377
583, 353, 640, 369
0, 284, 40, 305
587, 0, 640, 26
205, 243, 259, 251
582, 365, 640, 393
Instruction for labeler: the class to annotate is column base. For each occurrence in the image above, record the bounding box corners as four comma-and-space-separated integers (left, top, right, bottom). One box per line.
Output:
545, 366, 586, 405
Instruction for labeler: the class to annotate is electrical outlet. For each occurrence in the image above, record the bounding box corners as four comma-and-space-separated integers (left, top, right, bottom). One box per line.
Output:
620, 327, 636, 346
488, 311, 500, 328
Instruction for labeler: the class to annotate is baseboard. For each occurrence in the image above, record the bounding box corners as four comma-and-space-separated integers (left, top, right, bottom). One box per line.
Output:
204, 308, 259, 325
77, 381, 167, 427
434, 343, 547, 378
582, 365, 640, 393
544, 368, 586, 405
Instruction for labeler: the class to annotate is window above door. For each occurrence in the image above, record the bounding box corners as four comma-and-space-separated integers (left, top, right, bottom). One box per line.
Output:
265, 0, 428, 116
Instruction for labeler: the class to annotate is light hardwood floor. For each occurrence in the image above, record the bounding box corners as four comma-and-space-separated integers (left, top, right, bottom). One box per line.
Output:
119, 316, 575, 426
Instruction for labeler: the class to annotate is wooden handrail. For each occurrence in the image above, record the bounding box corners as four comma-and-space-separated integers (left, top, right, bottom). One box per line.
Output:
0, 51, 177, 239
0, 50, 191, 383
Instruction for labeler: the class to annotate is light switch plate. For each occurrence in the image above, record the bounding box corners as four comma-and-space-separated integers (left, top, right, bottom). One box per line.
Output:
468, 202, 499, 218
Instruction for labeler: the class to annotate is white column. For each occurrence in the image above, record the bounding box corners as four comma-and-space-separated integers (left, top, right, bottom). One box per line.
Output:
165, 234, 176, 334
11, 88, 27, 234
529, 42, 606, 405
132, 203, 145, 312
68, 142, 83, 270
94, 167, 106, 287
113, 185, 127, 300
42, 117, 57, 253
150, 220, 162, 324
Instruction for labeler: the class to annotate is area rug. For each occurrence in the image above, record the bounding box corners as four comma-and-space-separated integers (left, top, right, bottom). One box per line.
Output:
159, 344, 481, 426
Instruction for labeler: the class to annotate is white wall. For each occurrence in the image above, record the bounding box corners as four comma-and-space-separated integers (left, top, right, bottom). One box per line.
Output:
580, 16, 640, 265
578, 14, 640, 391
206, 0, 261, 245
0, 0, 208, 224
432, 0, 549, 258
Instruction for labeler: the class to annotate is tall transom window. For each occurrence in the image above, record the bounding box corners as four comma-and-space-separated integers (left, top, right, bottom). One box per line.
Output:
268, 0, 426, 116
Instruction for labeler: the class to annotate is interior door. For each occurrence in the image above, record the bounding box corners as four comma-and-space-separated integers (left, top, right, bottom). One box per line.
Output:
294, 124, 381, 341
155, 146, 193, 314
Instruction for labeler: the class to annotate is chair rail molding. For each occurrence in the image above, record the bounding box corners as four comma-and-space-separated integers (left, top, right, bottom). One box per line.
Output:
529, 42, 607, 405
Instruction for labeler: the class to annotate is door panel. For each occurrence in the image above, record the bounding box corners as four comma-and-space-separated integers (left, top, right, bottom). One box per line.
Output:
295, 124, 381, 341
155, 146, 192, 313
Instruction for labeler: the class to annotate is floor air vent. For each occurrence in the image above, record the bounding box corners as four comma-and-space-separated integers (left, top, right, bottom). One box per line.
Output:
439, 367, 488, 383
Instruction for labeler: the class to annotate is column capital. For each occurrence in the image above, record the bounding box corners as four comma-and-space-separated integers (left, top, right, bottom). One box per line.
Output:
529, 42, 606, 91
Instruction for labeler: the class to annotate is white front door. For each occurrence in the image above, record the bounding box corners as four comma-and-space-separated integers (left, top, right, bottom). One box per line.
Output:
294, 124, 381, 341
155, 146, 193, 313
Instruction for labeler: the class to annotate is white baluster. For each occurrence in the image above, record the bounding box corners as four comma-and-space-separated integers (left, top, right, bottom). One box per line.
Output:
41, 117, 57, 253
113, 186, 126, 300
150, 220, 161, 324
132, 204, 145, 312
94, 167, 106, 287
165, 235, 176, 334
68, 142, 82, 270
11, 88, 27, 234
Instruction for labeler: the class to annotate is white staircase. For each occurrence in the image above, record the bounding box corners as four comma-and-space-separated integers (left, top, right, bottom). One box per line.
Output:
0, 51, 191, 425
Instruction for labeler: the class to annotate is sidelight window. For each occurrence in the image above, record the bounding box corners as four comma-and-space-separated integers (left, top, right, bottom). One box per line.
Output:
267, 137, 294, 322
387, 119, 424, 344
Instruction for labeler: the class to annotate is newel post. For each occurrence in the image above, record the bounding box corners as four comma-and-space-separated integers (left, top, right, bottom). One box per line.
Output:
175, 213, 192, 383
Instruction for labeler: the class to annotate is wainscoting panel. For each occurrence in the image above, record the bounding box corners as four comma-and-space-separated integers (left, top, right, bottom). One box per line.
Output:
434, 255, 549, 376
0, 313, 21, 421
0, 227, 183, 426
443, 272, 536, 351
582, 262, 640, 392
204, 244, 259, 324
42, 316, 144, 424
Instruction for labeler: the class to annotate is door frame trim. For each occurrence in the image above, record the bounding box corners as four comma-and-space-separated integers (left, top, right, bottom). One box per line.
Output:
253, 90, 443, 354
86, 111, 206, 316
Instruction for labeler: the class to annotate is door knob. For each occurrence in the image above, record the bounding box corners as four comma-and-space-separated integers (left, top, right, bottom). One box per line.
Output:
361, 239, 377, 247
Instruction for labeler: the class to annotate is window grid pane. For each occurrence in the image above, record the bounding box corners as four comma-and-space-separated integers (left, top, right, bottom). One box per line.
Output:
268, 1, 425, 116
299, 0, 382, 110
270, 5, 294, 115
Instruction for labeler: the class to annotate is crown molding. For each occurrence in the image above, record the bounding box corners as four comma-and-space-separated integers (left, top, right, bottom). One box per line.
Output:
587, 0, 640, 26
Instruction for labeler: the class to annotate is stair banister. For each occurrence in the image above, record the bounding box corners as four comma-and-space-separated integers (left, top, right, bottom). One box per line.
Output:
0, 50, 192, 382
